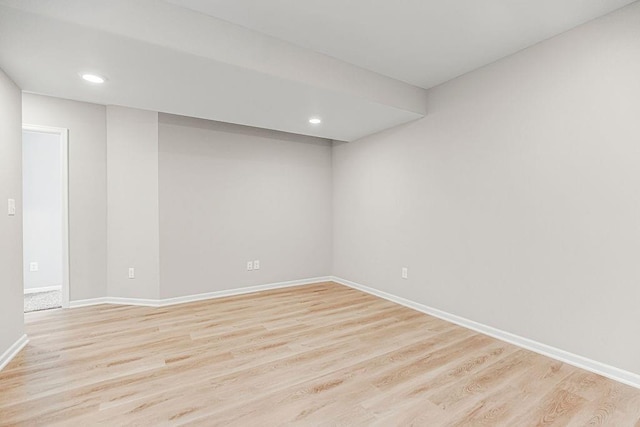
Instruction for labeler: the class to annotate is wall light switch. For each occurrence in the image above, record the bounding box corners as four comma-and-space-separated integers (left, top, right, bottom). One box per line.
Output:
401, 267, 408, 279
253, 260, 260, 270
128, 267, 135, 279
247, 261, 253, 271
7, 199, 16, 216
29, 262, 39, 272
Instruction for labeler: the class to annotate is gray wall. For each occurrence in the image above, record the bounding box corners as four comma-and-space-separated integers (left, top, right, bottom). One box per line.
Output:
22, 94, 107, 301
20, 97, 333, 302
107, 106, 160, 299
333, 2, 640, 375
158, 114, 332, 298
0, 69, 24, 356
22, 130, 62, 290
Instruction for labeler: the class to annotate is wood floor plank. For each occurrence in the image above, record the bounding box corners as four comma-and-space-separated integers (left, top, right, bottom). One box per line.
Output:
0, 281, 638, 426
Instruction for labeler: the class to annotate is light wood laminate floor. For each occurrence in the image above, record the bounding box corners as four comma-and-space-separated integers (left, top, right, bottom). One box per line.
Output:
1, 282, 639, 426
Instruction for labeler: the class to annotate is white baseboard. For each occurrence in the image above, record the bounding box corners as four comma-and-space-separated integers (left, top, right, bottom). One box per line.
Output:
332, 276, 640, 390
24, 285, 61, 295
156, 276, 331, 306
69, 297, 110, 308
69, 276, 332, 309
0, 334, 29, 372
67, 275, 640, 389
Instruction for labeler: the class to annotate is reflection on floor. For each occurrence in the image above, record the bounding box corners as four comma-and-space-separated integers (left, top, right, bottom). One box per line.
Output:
24, 290, 62, 313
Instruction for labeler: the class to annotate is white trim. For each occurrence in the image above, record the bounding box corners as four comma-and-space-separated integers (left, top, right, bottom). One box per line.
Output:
157, 276, 331, 306
0, 334, 29, 372
331, 276, 640, 390
69, 277, 332, 308
69, 297, 110, 308
22, 124, 70, 309
24, 285, 61, 294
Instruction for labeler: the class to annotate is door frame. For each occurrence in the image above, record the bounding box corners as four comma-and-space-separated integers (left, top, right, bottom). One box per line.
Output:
22, 124, 70, 309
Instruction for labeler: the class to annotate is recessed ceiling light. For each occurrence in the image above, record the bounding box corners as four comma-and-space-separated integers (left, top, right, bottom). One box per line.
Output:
81, 73, 105, 84
309, 117, 322, 124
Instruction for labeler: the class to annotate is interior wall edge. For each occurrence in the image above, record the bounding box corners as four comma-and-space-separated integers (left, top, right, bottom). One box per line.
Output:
0, 67, 24, 368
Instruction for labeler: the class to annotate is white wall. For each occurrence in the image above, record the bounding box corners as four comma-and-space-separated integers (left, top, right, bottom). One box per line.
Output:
158, 114, 332, 298
0, 68, 24, 357
22, 94, 107, 301
107, 106, 160, 299
22, 130, 62, 290
333, 2, 640, 376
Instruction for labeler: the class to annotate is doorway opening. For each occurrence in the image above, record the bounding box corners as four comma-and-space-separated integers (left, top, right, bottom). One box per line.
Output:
22, 125, 69, 312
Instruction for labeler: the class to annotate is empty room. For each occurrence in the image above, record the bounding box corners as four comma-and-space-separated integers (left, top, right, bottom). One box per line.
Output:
1, 0, 640, 425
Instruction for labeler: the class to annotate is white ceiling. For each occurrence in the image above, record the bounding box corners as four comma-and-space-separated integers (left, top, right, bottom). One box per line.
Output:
0, 0, 634, 141
168, 0, 636, 88
0, 0, 426, 141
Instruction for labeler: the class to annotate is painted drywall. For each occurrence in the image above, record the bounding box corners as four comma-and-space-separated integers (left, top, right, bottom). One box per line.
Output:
22, 94, 107, 301
333, 2, 640, 375
107, 106, 160, 299
158, 114, 332, 298
22, 130, 62, 290
0, 68, 24, 357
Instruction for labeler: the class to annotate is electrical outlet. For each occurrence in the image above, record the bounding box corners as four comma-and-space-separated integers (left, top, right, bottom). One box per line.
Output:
29, 262, 39, 272
253, 260, 260, 270
401, 267, 408, 279
247, 261, 253, 271
7, 199, 16, 216
128, 267, 135, 279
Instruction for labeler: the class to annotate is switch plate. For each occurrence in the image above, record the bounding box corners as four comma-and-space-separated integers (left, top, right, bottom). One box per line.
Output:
247, 261, 253, 271
29, 262, 39, 272
7, 199, 15, 216
128, 267, 135, 279
401, 267, 408, 279
253, 260, 260, 270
